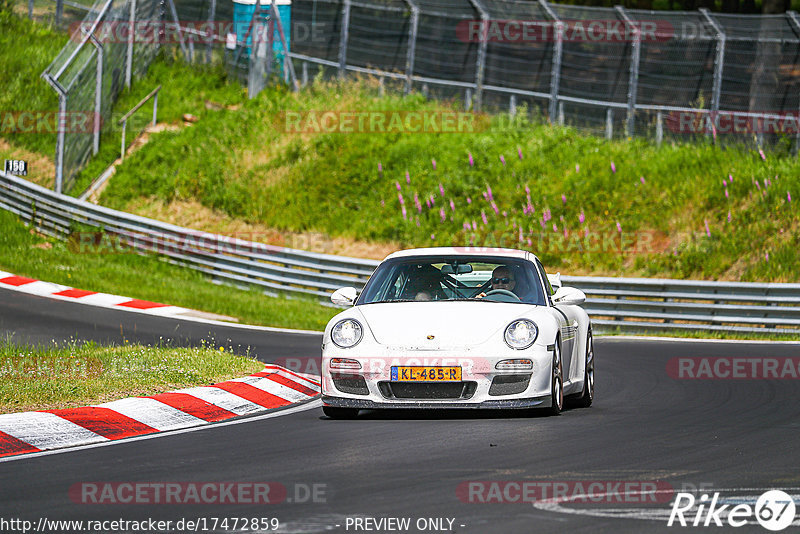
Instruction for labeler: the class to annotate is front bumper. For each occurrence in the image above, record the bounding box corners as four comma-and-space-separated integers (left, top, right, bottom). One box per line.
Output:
322, 394, 551, 410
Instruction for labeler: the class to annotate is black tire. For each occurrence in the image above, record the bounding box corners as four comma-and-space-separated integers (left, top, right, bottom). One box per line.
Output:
322, 406, 359, 419
548, 341, 564, 416
576, 329, 594, 408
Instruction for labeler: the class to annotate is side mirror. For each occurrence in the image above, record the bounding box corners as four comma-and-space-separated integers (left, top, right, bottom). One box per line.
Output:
331, 287, 358, 306
547, 272, 562, 291
552, 286, 586, 306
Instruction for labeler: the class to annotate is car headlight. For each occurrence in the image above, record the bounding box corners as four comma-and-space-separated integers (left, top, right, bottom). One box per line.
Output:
504, 319, 538, 349
331, 319, 363, 348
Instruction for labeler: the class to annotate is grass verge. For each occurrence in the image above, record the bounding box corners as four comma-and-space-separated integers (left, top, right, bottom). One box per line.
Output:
0, 339, 265, 412
0, 209, 339, 331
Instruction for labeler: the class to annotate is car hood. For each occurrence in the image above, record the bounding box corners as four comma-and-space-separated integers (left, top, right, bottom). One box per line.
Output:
356, 301, 541, 348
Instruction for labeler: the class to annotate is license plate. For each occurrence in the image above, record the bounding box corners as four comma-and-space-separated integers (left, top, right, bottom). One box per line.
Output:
391, 366, 462, 381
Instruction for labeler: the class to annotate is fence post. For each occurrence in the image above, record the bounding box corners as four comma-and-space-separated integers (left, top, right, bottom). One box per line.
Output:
403, 0, 419, 95
56, 0, 63, 25
206, 0, 217, 64
302, 61, 308, 87
701, 8, 725, 139
167, 0, 190, 61
271, 0, 299, 90
89, 35, 103, 156
126, 0, 136, 88
787, 12, 800, 155
42, 75, 67, 194
616, 6, 639, 138
338, 0, 351, 79
510, 94, 516, 117
656, 111, 663, 145
539, 0, 562, 123
605, 108, 613, 140
467, 0, 488, 112
28, 0, 33, 19
558, 101, 564, 125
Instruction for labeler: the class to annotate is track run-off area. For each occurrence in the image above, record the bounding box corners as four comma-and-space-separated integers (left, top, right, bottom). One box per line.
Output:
1, 287, 799, 533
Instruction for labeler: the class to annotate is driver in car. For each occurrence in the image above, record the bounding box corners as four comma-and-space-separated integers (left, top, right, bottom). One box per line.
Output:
476, 266, 516, 298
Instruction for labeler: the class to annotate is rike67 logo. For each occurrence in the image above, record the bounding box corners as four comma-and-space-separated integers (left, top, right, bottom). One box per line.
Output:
668, 490, 796, 531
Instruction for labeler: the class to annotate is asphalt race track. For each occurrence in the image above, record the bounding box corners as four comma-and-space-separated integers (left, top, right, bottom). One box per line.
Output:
2, 287, 799, 533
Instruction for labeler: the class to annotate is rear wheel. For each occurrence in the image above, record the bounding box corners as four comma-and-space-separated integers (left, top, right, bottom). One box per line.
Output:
576, 329, 594, 408
323, 406, 359, 419
548, 342, 563, 416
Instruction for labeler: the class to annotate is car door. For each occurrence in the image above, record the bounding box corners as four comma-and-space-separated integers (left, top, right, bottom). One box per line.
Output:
534, 258, 579, 383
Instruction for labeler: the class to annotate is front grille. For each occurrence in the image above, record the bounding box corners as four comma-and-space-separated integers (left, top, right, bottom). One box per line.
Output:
379, 381, 477, 400
488, 374, 531, 396
332, 374, 369, 395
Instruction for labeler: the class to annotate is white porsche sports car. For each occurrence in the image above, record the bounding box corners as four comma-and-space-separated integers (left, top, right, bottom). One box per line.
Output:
320, 247, 594, 419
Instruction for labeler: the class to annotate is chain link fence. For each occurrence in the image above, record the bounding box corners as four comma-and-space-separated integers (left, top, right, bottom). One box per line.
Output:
35, 0, 800, 192
288, 0, 800, 149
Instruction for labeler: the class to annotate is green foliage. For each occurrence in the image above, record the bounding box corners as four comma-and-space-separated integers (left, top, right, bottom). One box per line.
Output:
100, 79, 800, 282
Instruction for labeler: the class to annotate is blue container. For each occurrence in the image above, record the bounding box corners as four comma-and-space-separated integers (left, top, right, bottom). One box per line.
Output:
233, 0, 291, 64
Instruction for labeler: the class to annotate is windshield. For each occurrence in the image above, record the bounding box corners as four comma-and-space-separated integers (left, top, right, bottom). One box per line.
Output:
356, 256, 546, 306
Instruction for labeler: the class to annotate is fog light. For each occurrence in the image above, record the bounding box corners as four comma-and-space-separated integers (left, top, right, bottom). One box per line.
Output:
330, 358, 362, 370
496, 359, 533, 370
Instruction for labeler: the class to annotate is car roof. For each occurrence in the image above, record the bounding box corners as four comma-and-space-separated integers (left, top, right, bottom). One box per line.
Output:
383, 247, 537, 263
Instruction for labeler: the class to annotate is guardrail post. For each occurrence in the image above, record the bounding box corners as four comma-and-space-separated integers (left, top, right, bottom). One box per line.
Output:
605, 108, 613, 140
701, 8, 725, 140
302, 61, 308, 87
338, 0, 351, 79
539, 0, 562, 123
467, 0, 488, 112
126, 0, 136, 88
558, 101, 564, 125
28, 0, 33, 19
616, 6, 640, 138
152, 90, 158, 125
510, 94, 516, 117
89, 35, 103, 155
403, 0, 419, 95
465, 88, 472, 110
56, 0, 63, 25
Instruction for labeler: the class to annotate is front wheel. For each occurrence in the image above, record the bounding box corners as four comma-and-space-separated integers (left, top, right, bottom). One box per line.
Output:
323, 406, 359, 419
548, 342, 564, 416
575, 330, 594, 408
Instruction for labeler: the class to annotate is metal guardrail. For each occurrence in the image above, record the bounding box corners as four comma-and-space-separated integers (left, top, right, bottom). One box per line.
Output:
1, 171, 799, 335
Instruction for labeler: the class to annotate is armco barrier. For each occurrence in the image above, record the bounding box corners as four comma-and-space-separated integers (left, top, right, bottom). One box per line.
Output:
2, 171, 799, 335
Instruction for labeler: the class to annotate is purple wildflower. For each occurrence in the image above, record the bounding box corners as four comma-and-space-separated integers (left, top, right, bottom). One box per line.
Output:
432, 159, 437, 170
640, 176, 645, 185
468, 152, 474, 167
579, 211, 585, 224
378, 162, 383, 175
398, 193, 404, 205
788, 192, 792, 202
467, 197, 472, 204
524, 184, 530, 195
704, 220, 711, 237
405, 171, 411, 184
500, 155, 506, 166
395, 181, 401, 191
723, 178, 727, 187
553, 223, 558, 232
487, 185, 493, 202
431, 234, 435, 240
725, 189, 729, 199
449, 199, 455, 211
616, 221, 622, 233
439, 183, 445, 196
727, 211, 732, 222
481, 210, 488, 225
759, 149, 766, 161
765, 251, 769, 262
561, 194, 567, 206
575, 164, 580, 173
729, 174, 733, 182
518, 147, 523, 160
491, 201, 499, 215
611, 161, 616, 173
401, 205, 407, 219
439, 207, 446, 222
472, 220, 477, 230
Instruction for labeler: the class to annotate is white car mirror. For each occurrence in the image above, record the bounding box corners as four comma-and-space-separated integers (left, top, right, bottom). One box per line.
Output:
552, 286, 586, 306
331, 287, 358, 306
547, 272, 562, 291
